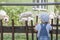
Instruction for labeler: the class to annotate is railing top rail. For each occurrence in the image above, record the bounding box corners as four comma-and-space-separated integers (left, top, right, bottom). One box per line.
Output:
0, 2, 60, 6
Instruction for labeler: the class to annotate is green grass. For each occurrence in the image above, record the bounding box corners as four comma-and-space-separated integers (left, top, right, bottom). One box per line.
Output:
0, 33, 60, 40
2, 33, 37, 40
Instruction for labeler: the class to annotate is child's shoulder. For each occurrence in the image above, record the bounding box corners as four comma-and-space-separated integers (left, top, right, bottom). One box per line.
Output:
46, 23, 52, 28
47, 23, 51, 26
35, 24, 41, 27
36, 24, 40, 26
36, 23, 51, 27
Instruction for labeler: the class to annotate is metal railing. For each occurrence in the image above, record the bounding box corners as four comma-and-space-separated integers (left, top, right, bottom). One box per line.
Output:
0, 2, 60, 6
0, 16, 60, 40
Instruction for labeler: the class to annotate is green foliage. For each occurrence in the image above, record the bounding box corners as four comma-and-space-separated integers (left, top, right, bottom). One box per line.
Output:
3, 33, 37, 40
0, 6, 28, 26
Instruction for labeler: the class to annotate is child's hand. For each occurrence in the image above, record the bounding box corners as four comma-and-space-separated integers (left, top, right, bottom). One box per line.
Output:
34, 22, 38, 32
34, 29, 38, 33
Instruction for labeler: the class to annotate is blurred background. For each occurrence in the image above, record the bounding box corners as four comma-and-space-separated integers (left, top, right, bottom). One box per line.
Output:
0, 0, 60, 26
0, 0, 60, 40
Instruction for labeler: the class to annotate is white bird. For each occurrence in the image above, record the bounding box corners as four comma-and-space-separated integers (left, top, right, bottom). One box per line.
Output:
0, 10, 6, 15
0, 10, 9, 23
0, 10, 6, 19
19, 11, 34, 22
3, 15, 9, 23
49, 12, 56, 19
20, 11, 33, 18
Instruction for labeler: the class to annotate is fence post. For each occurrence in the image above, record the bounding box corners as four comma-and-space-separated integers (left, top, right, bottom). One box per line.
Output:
36, 16, 38, 40
31, 20, 34, 40
56, 18, 59, 40
51, 19, 53, 40
0, 20, 3, 40
36, 16, 38, 23
25, 21, 29, 40
12, 19, 14, 40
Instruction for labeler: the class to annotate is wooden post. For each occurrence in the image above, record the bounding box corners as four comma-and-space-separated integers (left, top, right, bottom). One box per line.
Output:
51, 19, 53, 40
31, 20, 34, 40
12, 19, 14, 40
36, 16, 38, 23
36, 16, 38, 40
56, 18, 58, 40
0, 20, 3, 40
25, 21, 29, 40
37, 0, 39, 8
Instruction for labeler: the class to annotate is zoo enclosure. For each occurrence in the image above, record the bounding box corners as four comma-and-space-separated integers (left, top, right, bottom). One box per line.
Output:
0, 2, 60, 40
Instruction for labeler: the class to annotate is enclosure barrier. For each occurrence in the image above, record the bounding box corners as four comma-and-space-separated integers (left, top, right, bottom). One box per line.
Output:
0, 16, 60, 40
0, 2, 60, 6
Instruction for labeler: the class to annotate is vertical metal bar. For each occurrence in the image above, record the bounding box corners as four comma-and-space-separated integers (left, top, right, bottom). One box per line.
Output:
0, 20, 1, 40
51, 19, 53, 40
25, 21, 29, 40
32, 0, 35, 9
36, 16, 38, 23
33, 0, 35, 2
31, 20, 34, 40
36, 16, 38, 40
12, 19, 14, 40
56, 18, 58, 40
37, 0, 39, 8
0, 20, 3, 40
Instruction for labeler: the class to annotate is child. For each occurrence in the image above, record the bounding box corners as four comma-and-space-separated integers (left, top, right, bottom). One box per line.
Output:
34, 12, 52, 40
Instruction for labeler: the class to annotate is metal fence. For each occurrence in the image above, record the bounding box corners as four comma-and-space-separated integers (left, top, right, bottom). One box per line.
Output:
0, 16, 60, 40
0, 2, 60, 6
